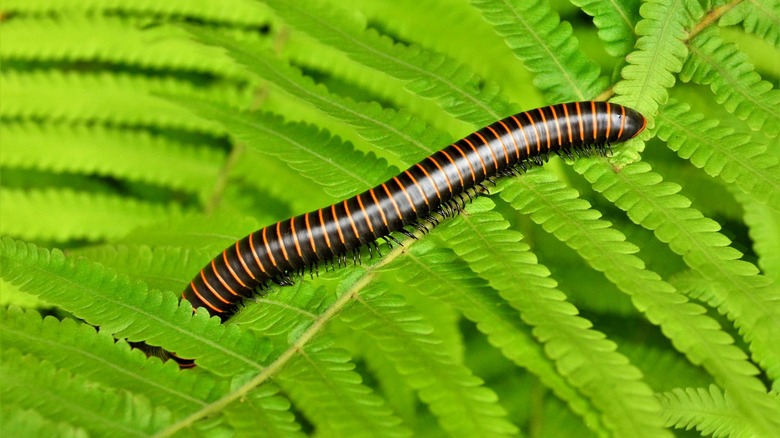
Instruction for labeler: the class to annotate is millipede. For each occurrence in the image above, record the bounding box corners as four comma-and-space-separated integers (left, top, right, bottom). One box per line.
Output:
183, 101, 646, 319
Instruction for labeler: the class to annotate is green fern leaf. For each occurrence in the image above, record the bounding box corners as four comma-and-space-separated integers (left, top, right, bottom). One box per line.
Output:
0, 238, 267, 376
340, 285, 518, 437
613, 0, 694, 118
0, 349, 172, 436
274, 342, 411, 437
119, 213, 262, 253
470, 0, 606, 102
682, 28, 780, 136
0, 188, 185, 242
59, 244, 211, 302
0, 16, 253, 79
0, 0, 271, 25
573, 159, 780, 434
0, 71, 235, 133
0, 122, 224, 199
221, 383, 306, 438
657, 385, 755, 438
394, 241, 606, 433
655, 100, 780, 209
0, 406, 88, 438
261, 0, 513, 126
568, 0, 641, 57
718, 0, 780, 49
437, 198, 670, 438
185, 26, 449, 165
502, 166, 780, 424
176, 97, 398, 200
734, 189, 780, 281
0, 307, 223, 414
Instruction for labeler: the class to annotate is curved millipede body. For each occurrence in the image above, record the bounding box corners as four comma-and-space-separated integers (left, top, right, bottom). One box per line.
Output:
183, 101, 646, 319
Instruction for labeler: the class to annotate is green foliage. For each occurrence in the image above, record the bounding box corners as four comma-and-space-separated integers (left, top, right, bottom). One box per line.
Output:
1, 0, 777, 436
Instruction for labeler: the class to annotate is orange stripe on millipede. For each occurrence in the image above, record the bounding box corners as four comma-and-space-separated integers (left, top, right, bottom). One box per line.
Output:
368, 189, 389, 229
275, 221, 290, 265
462, 138, 488, 175
222, 251, 248, 288
575, 102, 585, 142
426, 156, 453, 194
537, 108, 552, 152
549, 105, 563, 147
590, 101, 598, 141
451, 144, 477, 182
248, 232, 266, 273
356, 193, 377, 233
497, 120, 521, 161
404, 170, 430, 209
617, 105, 626, 139
211, 259, 240, 297
604, 102, 612, 140
304, 213, 318, 257
562, 104, 574, 144
262, 227, 278, 268
317, 209, 333, 250
393, 176, 417, 215
380, 183, 405, 223
486, 126, 510, 166
290, 216, 304, 261
473, 131, 500, 171
415, 164, 443, 200
200, 270, 231, 304
440, 150, 465, 187
523, 112, 542, 155
331, 204, 347, 245
343, 199, 361, 241
235, 241, 257, 281
509, 115, 532, 157
189, 282, 223, 314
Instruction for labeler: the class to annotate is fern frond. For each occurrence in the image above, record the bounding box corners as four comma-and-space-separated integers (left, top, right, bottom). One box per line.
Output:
0, 238, 267, 376
0, 71, 235, 133
0, 16, 253, 79
400, 241, 606, 432
0, 406, 88, 438
568, 0, 641, 57
682, 28, 780, 136
176, 97, 398, 200
619, 341, 712, 392
657, 385, 754, 438
0, 0, 271, 25
718, 0, 780, 49
0, 307, 221, 413
502, 167, 763, 377
0, 123, 224, 198
340, 284, 517, 437
68, 244, 211, 295
261, 0, 513, 126
119, 213, 261, 253
274, 342, 410, 437
221, 383, 306, 438
187, 27, 451, 165
574, 159, 780, 433
613, 0, 694, 118
436, 198, 669, 438
470, 0, 606, 103
655, 100, 780, 209
0, 349, 172, 436
734, 190, 780, 281
0, 188, 185, 242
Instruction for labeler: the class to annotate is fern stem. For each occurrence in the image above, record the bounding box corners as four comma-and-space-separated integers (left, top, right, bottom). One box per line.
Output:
687, 0, 745, 42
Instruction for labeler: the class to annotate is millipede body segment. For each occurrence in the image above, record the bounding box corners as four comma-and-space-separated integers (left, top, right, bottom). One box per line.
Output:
183, 101, 646, 319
